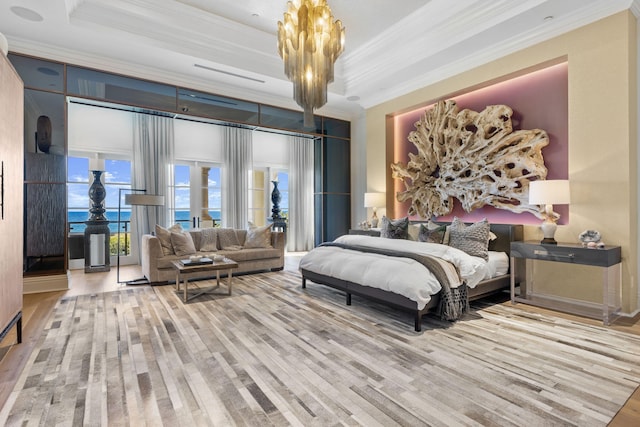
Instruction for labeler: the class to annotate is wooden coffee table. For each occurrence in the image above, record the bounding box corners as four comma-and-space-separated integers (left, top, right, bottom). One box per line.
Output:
171, 257, 239, 302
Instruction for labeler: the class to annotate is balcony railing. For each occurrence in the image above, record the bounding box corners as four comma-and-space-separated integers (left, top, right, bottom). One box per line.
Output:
69, 220, 132, 256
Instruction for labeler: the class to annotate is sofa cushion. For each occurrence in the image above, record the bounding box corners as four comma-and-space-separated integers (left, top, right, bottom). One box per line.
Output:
170, 231, 196, 256
244, 223, 273, 248
218, 228, 243, 251
156, 223, 183, 256
218, 248, 281, 262
199, 228, 218, 252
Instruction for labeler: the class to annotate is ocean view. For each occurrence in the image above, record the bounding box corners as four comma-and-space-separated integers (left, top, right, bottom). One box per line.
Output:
68, 210, 221, 233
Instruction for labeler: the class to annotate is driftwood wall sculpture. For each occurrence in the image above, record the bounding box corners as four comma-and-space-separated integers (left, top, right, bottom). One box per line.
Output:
391, 100, 549, 219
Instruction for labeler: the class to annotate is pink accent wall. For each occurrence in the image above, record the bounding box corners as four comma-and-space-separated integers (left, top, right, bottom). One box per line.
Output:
392, 62, 569, 225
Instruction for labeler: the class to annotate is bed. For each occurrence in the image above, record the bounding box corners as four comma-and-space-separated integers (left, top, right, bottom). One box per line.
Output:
299, 222, 523, 331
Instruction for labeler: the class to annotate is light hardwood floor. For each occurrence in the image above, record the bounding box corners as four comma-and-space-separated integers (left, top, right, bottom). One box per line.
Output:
1, 258, 638, 425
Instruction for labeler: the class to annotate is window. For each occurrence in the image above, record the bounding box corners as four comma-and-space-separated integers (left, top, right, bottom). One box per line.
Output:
249, 169, 267, 226
67, 155, 132, 255
170, 163, 222, 229
204, 166, 222, 226
274, 170, 289, 220
172, 164, 191, 229
67, 156, 90, 233
250, 169, 288, 227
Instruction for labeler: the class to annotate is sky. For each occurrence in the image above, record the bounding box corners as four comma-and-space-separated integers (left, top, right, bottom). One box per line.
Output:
67, 157, 288, 214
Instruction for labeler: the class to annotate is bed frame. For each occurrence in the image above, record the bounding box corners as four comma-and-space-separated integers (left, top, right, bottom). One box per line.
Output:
300, 223, 523, 332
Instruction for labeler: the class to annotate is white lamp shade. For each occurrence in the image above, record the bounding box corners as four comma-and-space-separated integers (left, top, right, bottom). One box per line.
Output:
529, 180, 570, 205
125, 194, 165, 206
364, 192, 386, 208
88, 158, 105, 171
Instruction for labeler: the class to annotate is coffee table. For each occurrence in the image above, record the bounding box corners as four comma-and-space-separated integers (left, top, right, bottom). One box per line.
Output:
171, 257, 239, 302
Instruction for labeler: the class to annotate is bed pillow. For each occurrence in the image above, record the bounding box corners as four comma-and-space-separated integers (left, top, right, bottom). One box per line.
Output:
244, 223, 273, 249
418, 223, 447, 244
170, 231, 197, 256
199, 228, 218, 252
408, 220, 440, 241
447, 217, 491, 260
380, 216, 409, 239
155, 223, 183, 256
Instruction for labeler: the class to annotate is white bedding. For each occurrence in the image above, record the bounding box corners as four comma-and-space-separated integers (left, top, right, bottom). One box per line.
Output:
299, 235, 507, 310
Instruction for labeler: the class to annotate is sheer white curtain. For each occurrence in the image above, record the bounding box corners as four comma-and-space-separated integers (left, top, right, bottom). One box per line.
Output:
287, 136, 314, 251
222, 126, 253, 228
131, 113, 175, 260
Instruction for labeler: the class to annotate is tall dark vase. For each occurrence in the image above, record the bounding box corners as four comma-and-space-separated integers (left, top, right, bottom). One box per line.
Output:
271, 180, 281, 220
85, 170, 110, 272
88, 170, 107, 221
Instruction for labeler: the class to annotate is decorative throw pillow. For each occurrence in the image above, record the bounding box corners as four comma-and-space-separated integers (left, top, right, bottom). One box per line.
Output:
217, 228, 243, 251
408, 220, 442, 241
418, 223, 447, 244
199, 228, 218, 252
380, 216, 409, 239
155, 223, 183, 256
170, 231, 197, 256
447, 217, 491, 260
244, 223, 273, 249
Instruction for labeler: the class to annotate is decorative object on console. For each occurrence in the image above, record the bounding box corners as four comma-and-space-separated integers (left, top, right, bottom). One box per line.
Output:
528, 179, 570, 245
36, 115, 52, 154
364, 192, 385, 228
380, 216, 409, 239
270, 180, 287, 232
84, 158, 110, 273
117, 188, 165, 284
391, 100, 549, 218
579, 229, 605, 248
277, 0, 345, 128
359, 220, 370, 230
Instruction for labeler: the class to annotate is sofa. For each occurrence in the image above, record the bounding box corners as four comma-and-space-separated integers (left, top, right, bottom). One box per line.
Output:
141, 225, 285, 284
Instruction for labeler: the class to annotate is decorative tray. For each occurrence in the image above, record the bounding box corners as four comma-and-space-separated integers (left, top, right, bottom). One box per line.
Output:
180, 257, 213, 266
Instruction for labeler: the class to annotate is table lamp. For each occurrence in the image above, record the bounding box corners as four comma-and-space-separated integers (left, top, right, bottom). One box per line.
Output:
528, 180, 570, 244
364, 192, 385, 228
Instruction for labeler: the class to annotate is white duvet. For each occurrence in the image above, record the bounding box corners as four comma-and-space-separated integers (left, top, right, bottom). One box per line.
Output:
299, 235, 492, 310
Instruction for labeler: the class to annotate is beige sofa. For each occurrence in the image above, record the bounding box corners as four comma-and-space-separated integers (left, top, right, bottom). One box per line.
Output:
141, 227, 285, 283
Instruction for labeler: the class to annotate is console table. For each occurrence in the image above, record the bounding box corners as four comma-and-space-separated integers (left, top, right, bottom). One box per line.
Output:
510, 241, 622, 325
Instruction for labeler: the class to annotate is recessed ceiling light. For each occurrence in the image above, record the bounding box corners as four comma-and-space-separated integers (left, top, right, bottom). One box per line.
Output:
347, 95, 360, 102
10, 6, 44, 22
252, 13, 259, 18
544, 15, 554, 21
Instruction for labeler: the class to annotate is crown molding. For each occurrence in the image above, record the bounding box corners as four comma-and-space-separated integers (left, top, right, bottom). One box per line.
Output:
356, 0, 634, 109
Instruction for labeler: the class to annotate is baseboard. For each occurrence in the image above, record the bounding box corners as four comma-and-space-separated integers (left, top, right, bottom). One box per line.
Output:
23, 272, 70, 294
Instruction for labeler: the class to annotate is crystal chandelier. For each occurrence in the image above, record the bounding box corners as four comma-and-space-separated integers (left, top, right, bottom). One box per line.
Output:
277, 0, 345, 128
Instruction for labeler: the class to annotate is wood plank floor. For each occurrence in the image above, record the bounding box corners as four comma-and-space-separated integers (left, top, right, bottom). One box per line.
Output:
1, 256, 639, 425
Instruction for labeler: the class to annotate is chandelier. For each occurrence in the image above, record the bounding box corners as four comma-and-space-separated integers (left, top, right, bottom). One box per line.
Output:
277, 0, 345, 128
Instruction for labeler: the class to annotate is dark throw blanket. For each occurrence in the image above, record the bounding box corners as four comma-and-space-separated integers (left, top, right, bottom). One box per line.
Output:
320, 242, 469, 321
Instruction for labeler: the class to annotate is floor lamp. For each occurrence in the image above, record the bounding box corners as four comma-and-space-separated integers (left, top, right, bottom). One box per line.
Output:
117, 188, 165, 284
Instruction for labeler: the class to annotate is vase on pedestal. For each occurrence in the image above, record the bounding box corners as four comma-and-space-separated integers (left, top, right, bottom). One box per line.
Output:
85, 169, 110, 272
88, 170, 107, 221
271, 180, 281, 220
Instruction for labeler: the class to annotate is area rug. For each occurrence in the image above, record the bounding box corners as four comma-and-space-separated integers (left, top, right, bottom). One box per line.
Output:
1, 271, 639, 426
